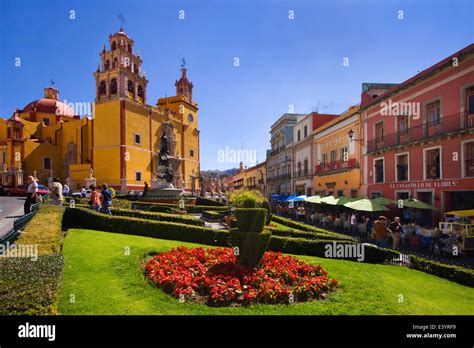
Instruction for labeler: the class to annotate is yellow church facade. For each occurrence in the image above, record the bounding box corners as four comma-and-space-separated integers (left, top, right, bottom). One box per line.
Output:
0, 27, 200, 193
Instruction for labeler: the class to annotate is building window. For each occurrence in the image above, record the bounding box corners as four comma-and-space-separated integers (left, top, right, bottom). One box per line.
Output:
297, 162, 302, 177
44, 158, 52, 170
111, 79, 118, 95
297, 130, 301, 142
370, 191, 382, 199
350, 190, 358, 198
190, 149, 194, 157
340, 147, 348, 161
463, 141, 474, 177
321, 153, 327, 165
111, 41, 117, 51
128, 80, 134, 94
467, 88, 474, 115
304, 159, 309, 176
304, 125, 308, 138
330, 150, 337, 163
43, 118, 50, 126
374, 158, 384, 183
375, 122, 384, 143
337, 190, 344, 197
396, 154, 408, 181
398, 115, 409, 134
134, 133, 141, 145
135, 171, 142, 182
138, 85, 144, 99
427, 100, 441, 127
425, 148, 441, 179
99, 81, 106, 96
105, 60, 110, 70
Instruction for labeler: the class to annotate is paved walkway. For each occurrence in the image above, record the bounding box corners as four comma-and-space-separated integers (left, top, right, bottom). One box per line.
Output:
0, 196, 25, 239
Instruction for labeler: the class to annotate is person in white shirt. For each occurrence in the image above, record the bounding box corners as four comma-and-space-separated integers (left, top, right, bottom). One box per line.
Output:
24, 176, 38, 214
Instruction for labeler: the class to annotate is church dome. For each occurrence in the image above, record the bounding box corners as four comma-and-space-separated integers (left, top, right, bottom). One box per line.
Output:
21, 86, 76, 118
21, 98, 76, 117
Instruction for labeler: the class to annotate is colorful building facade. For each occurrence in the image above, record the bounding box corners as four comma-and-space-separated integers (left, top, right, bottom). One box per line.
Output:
0, 27, 200, 193
313, 105, 362, 197
229, 161, 266, 195
362, 44, 474, 223
266, 113, 305, 196
291, 112, 338, 196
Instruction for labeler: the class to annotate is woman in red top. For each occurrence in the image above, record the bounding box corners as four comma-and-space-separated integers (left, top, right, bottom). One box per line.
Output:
89, 185, 100, 212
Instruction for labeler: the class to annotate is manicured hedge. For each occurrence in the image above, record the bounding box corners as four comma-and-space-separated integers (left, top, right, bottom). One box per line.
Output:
63, 208, 230, 246
271, 215, 355, 240
409, 255, 474, 287
0, 206, 65, 315
266, 226, 355, 241
196, 196, 226, 206
108, 207, 205, 226
14, 205, 64, 256
201, 210, 224, 222
134, 201, 230, 213
268, 236, 400, 264
0, 254, 64, 315
62, 208, 396, 264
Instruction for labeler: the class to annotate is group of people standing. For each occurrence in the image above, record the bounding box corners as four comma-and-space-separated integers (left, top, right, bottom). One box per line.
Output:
372, 216, 402, 249
23, 175, 113, 215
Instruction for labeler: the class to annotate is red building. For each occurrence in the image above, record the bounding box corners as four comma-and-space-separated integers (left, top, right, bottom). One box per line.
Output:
362, 44, 474, 225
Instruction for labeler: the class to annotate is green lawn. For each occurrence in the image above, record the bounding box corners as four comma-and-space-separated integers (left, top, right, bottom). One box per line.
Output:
58, 229, 474, 315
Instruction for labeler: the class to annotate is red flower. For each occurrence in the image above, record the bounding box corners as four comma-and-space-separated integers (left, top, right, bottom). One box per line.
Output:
144, 247, 338, 307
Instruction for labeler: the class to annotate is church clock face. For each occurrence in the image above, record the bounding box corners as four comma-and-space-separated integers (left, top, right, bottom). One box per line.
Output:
188, 114, 193, 122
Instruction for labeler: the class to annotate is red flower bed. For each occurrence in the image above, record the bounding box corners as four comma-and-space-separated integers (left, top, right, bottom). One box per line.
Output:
145, 246, 338, 306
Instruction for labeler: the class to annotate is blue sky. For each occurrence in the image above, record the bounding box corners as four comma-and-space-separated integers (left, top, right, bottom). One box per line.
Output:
0, 0, 473, 170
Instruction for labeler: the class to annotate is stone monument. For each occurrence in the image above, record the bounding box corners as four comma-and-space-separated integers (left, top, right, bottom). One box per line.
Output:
146, 132, 183, 200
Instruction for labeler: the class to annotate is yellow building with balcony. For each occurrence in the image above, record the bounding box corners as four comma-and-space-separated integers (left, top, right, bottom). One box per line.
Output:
313, 105, 362, 197
230, 161, 267, 195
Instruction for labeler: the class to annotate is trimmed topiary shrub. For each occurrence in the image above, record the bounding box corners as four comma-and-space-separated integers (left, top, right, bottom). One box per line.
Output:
241, 197, 257, 208
231, 208, 271, 267
229, 189, 264, 207
260, 200, 272, 225
234, 208, 266, 233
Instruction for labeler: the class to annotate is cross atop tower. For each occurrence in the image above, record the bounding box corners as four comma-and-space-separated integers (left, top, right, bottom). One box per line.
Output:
118, 13, 125, 30
181, 57, 186, 69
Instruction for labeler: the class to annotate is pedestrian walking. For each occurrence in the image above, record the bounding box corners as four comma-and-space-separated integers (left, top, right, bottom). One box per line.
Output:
100, 183, 112, 215
389, 216, 402, 250
89, 184, 100, 212
24, 176, 38, 214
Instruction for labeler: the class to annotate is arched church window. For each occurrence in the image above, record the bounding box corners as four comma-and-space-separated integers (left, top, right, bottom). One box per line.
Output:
137, 85, 144, 98
105, 60, 110, 70
111, 79, 118, 95
127, 80, 134, 94
111, 41, 117, 50
99, 81, 106, 96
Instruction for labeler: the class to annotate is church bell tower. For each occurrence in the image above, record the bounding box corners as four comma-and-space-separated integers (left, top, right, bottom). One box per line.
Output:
94, 24, 148, 104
